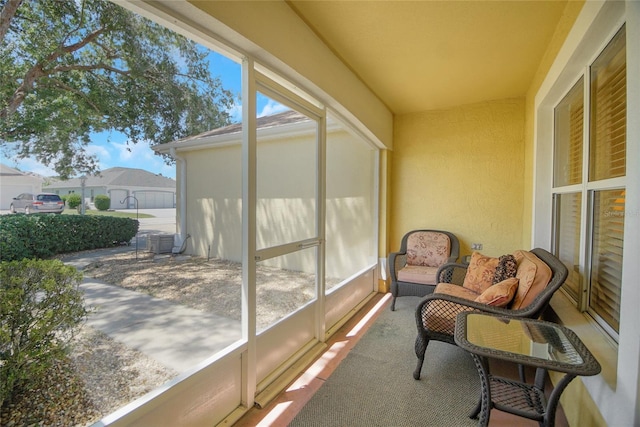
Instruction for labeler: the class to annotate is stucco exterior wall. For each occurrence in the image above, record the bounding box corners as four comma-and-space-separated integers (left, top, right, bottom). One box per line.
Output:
183, 144, 242, 263
391, 98, 526, 258
181, 127, 376, 281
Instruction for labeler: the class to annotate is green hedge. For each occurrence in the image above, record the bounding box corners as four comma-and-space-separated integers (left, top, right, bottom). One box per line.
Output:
0, 214, 139, 261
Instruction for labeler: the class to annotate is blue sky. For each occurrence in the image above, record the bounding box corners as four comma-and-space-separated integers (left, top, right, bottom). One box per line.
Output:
1, 50, 287, 180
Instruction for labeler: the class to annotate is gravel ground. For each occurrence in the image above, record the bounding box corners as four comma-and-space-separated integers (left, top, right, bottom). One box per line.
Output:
1, 251, 334, 426
0, 326, 177, 427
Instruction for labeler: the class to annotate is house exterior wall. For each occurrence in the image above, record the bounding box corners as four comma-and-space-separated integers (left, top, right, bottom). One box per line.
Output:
391, 98, 526, 258
183, 144, 242, 263
181, 127, 376, 281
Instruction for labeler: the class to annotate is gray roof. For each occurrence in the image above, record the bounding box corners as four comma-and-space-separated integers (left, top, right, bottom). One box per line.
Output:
0, 163, 41, 179
45, 167, 175, 189
170, 110, 310, 145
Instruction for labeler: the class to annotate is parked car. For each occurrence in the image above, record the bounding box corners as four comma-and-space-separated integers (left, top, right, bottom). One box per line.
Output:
9, 193, 65, 214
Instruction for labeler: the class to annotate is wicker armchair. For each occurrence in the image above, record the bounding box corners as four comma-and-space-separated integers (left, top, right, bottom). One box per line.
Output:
413, 248, 568, 380
388, 230, 459, 311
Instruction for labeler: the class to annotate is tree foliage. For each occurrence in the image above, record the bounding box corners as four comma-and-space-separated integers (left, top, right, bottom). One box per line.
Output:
0, 0, 235, 178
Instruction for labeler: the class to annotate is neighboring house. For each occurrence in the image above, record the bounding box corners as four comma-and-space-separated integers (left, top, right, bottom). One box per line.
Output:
0, 163, 43, 210
154, 110, 377, 281
44, 166, 176, 209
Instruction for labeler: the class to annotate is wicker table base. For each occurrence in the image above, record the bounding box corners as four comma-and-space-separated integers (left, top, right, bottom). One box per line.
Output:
454, 312, 601, 427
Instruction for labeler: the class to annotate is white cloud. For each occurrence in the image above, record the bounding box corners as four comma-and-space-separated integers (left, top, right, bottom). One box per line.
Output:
258, 99, 288, 118
109, 139, 176, 179
228, 102, 242, 123
230, 98, 289, 121
10, 157, 57, 177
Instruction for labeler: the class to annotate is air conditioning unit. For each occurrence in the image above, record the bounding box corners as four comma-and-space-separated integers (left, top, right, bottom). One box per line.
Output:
147, 234, 175, 254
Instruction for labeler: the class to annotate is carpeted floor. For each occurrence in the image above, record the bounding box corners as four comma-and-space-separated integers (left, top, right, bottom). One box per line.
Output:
289, 296, 480, 427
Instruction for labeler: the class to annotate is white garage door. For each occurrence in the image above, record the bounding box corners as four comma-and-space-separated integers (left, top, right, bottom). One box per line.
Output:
109, 190, 129, 209
135, 191, 175, 209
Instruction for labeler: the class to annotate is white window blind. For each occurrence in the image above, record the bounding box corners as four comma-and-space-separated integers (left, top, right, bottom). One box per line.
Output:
554, 78, 584, 187
589, 26, 626, 182
589, 190, 625, 333
555, 193, 582, 301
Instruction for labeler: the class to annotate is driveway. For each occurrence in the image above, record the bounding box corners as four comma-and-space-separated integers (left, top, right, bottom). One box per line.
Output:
119, 208, 177, 235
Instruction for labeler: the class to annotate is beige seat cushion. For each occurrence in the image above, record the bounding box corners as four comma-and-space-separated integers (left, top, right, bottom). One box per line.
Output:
511, 250, 553, 309
422, 283, 478, 334
434, 282, 480, 300
397, 265, 438, 285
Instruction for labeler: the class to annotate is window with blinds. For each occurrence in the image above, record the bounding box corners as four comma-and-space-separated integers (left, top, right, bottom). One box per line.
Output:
590, 26, 626, 182
554, 78, 584, 187
589, 190, 625, 333
554, 193, 582, 302
551, 24, 626, 339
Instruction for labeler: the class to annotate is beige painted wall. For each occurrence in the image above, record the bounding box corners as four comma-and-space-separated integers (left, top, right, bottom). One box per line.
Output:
391, 98, 526, 259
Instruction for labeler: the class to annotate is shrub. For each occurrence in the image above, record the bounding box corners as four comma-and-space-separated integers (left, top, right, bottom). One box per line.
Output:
66, 193, 81, 209
0, 214, 139, 261
0, 259, 87, 406
94, 194, 110, 211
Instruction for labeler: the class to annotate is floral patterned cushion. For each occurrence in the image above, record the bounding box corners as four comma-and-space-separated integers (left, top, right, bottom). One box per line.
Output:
406, 232, 451, 268
475, 277, 519, 307
462, 252, 500, 294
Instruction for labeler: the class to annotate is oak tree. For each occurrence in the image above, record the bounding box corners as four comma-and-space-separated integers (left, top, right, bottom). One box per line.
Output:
0, 0, 234, 178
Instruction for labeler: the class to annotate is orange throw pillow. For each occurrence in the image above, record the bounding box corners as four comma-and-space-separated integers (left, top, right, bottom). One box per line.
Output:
462, 252, 500, 294
475, 278, 519, 307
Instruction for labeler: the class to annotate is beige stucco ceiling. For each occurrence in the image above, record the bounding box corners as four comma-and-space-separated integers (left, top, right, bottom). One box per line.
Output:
287, 0, 569, 115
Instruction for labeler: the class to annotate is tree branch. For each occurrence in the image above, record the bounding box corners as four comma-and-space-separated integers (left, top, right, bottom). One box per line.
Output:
50, 62, 130, 77
0, 0, 22, 45
0, 62, 45, 120
44, 78, 102, 113
1, 26, 108, 120
44, 27, 105, 65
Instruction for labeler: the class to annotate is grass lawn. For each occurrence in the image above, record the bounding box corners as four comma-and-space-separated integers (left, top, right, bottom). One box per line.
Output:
62, 209, 154, 219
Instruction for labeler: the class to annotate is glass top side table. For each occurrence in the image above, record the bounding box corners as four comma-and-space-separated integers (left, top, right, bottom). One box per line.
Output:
454, 312, 601, 427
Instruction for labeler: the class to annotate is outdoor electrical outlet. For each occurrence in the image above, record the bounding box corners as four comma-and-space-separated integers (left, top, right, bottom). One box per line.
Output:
472, 243, 483, 250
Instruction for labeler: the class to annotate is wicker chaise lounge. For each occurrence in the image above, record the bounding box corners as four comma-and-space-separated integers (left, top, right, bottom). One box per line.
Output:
413, 248, 568, 380
388, 229, 460, 311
